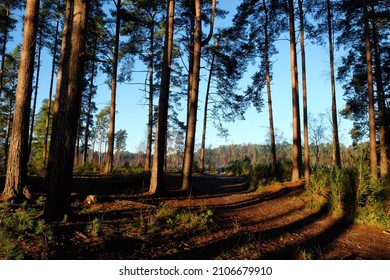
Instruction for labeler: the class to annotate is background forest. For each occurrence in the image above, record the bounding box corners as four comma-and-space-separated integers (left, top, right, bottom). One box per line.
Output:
0, 0, 389, 260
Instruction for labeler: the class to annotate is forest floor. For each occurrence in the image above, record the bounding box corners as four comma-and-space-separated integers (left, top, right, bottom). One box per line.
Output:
24, 174, 390, 259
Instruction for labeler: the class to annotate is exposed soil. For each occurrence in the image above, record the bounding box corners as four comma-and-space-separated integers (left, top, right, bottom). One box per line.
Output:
22, 174, 390, 259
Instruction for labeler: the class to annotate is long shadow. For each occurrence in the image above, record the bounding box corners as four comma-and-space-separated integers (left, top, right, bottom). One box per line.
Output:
215, 204, 307, 231
261, 217, 354, 259
155, 174, 249, 201
210, 186, 304, 211
162, 202, 331, 259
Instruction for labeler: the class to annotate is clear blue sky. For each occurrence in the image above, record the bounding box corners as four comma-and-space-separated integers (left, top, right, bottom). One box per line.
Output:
10, 1, 353, 153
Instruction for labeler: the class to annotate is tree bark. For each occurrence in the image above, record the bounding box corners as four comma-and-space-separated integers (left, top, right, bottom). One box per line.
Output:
3, 0, 40, 199
182, 0, 216, 190
298, 0, 310, 186
371, 4, 388, 177
145, 17, 155, 171
149, 0, 175, 194
105, 0, 121, 174
362, 0, 377, 179
262, 0, 277, 176
200, 40, 218, 174
326, 0, 341, 167
44, 0, 89, 221
288, 0, 302, 182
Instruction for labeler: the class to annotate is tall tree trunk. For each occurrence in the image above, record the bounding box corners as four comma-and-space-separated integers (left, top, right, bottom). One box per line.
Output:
43, 17, 60, 167
149, 0, 175, 195
362, 0, 377, 179
28, 30, 43, 160
298, 0, 310, 186
105, 0, 121, 174
3, 0, 40, 199
326, 0, 341, 167
288, 0, 302, 182
44, 0, 89, 221
145, 18, 155, 171
182, 0, 216, 190
371, 4, 388, 177
0, 4, 10, 99
262, 0, 277, 176
200, 40, 218, 174
83, 55, 96, 165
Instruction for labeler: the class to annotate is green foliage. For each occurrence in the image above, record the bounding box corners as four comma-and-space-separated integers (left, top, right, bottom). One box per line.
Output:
308, 156, 390, 228
225, 157, 252, 176
247, 159, 292, 190
137, 203, 214, 237
87, 217, 102, 238
74, 162, 101, 174
309, 167, 356, 216
0, 200, 54, 259
248, 163, 272, 189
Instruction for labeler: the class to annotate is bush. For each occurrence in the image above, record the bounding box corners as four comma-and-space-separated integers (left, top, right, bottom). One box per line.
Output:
74, 162, 101, 174
225, 157, 252, 176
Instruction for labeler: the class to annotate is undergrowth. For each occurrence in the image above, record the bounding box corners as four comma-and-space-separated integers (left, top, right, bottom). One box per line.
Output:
0, 198, 54, 259
308, 164, 390, 228
127, 203, 214, 240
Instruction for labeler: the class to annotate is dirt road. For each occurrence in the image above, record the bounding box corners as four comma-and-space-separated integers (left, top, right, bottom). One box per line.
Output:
161, 174, 390, 259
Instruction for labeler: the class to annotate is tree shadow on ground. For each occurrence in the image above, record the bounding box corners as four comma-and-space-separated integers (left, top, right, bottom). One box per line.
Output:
161, 199, 357, 260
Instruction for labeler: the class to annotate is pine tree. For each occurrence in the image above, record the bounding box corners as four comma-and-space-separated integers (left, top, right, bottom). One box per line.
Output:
3, 0, 40, 199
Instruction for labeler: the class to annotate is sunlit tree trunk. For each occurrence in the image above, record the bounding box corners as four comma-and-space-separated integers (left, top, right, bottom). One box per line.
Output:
44, 0, 89, 221
3, 0, 40, 199
262, 0, 277, 176
145, 18, 155, 171
326, 0, 341, 167
105, 0, 121, 174
149, 0, 175, 194
362, 0, 377, 179
298, 0, 309, 186
288, 0, 302, 182
182, 0, 216, 190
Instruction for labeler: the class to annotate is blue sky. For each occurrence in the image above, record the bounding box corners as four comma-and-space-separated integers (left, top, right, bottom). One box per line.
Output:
9, 1, 353, 153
